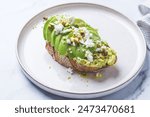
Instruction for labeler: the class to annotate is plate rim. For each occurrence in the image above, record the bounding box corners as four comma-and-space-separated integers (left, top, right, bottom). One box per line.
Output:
16, 2, 146, 98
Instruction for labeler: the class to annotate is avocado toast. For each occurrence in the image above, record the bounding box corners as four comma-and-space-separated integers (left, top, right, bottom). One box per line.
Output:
43, 15, 117, 72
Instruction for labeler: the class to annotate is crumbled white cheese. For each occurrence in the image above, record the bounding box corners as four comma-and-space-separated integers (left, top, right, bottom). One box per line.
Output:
69, 17, 75, 24
73, 27, 79, 35
80, 39, 85, 44
85, 50, 93, 62
80, 38, 95, 48
72, 27, 95, 48
84, 39, 95, 48
79, 27, 87, 31
54, 23, 64, 34
84, 31, 91, 39
66, 39, 71, 44
96, 48, 101, 52
62, 29, 72, 34
101, 46, 107, 49
54, 16, 95, 48
86, 54, 93, 62
79, 27, 92, 39
90, 33, 93, 37
56, 14, 75, 25
67, 68, 73, 74
72, 42, 76, 46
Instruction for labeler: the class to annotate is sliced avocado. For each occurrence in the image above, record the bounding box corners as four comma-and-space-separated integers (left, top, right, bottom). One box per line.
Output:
43, 16, 56, 40
43, 19, 51, 40
46, 27, 53, 42
58, 36, 68, 55
87, 27, 100, 40
73, 18, 86, 27
92, 34, 100, 40
54, 35, 62, 51
75, 45, 85, 59
68, 46, 76, 59
50, 30, 56, 46
86, 25, 98, 34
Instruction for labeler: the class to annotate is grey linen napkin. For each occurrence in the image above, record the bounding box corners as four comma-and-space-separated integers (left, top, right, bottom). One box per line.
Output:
137, 0, 150, 50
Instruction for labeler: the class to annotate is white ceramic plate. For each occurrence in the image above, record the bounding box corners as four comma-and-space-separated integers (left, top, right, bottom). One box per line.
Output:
16, 3, 146, 99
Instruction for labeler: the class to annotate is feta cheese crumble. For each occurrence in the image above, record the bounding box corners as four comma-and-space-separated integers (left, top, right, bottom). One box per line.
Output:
66, 39, 71, 44
67, 67, 73, 74
84, 39, 95, 48
61, 29, 72, 34
101, 46, 107, 49
56, 14, 75, 25
69, 16, 75, 24
54, 23, 64, 34
72, 26, 95, 48
85, 50, 93, 62
72, 42, 76, 46
96, 48, 101, 52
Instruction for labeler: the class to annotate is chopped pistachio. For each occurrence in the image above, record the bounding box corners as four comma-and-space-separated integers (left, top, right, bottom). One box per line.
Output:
96, 73, 103, 78
67, 76, 71, 80
43, 17, 48, 20
107, 55, 116, 65
79, 73, 87, 78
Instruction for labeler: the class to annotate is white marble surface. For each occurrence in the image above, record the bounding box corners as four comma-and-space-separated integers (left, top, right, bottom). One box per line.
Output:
0, 0, 150, 100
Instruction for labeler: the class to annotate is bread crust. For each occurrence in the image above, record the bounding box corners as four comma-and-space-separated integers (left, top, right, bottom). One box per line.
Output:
46, 42, 72, 68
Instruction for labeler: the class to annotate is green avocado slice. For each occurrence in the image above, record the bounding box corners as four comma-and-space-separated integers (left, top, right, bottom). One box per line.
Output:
58, 36, 68, 55
90, 31, 100, 41
75, 45, 85, 59
54, 35, 62, 51
46, 27, 53, 42
43, 19, 51, 40
50, 30, 56, 46
86, 25, 98, 34
43, 16, 56, 40
73, 18, 86, 27
68, 46, 76, 59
